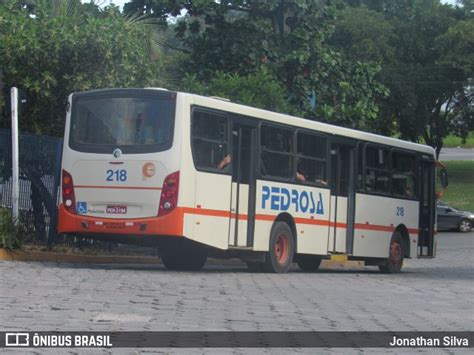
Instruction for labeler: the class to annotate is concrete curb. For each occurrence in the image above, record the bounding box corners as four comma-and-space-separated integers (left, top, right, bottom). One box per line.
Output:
0, 248, 364, 268
0, 248, 161, 264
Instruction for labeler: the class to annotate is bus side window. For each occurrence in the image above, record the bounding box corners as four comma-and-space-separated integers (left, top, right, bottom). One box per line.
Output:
260, 125, 293, 179
365, 146, 390, 194
192, 111, 229, 171
392, 151, 416, 198
296, 132, 327, 185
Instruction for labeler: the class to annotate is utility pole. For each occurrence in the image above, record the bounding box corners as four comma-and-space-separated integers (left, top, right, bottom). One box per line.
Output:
10, 87, 19, 223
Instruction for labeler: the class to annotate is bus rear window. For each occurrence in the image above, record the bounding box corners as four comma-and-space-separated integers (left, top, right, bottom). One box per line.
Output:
70, 94, 174, 154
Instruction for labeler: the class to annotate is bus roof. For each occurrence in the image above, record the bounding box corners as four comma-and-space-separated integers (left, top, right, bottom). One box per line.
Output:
184, 91, 436, 157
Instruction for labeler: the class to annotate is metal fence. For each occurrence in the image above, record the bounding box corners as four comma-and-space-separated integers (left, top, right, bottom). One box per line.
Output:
0, 128, 157, 256
0, 128, 62, 245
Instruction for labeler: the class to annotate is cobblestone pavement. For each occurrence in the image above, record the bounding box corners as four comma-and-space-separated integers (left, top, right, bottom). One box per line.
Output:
1, 232, 473, 354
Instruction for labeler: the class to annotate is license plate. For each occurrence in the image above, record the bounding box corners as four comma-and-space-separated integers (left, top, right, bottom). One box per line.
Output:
106, 205, 127, 214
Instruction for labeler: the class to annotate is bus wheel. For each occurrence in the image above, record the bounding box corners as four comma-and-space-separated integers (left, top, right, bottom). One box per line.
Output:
161, 250, 207, 271
263, 222, 294, 273
379, 232, 404, 273
246, 261, 264, 272
296, 255, 322, 272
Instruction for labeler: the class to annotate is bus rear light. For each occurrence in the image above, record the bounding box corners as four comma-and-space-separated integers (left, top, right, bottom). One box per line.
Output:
165, 190, 176, 198
158, 171, 179, 217
62, 169, 76, 214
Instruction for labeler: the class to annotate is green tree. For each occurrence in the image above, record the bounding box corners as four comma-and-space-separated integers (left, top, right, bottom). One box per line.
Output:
0, 0, 165, 136
125, 0, 388, 132
181, 68, 294, 114
334, 0, 473, 156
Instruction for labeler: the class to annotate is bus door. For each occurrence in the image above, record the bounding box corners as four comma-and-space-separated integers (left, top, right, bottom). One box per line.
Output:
418, 159, 435, 257
328, 143, 356, 254
228, 119, 257, 247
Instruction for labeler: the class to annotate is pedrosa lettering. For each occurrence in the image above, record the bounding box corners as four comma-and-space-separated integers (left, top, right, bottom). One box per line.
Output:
261, 186, 324, 214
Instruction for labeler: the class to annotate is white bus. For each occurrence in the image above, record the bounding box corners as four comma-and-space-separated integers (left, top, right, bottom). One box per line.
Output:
58, 88, 444, 273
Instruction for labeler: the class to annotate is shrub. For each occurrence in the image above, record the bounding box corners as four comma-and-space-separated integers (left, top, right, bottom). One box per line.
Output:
0, 208, 25, 250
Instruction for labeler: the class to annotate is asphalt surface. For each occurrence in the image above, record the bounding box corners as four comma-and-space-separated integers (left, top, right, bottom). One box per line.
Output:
1, 231, 473, 354
439, 148, 474, 161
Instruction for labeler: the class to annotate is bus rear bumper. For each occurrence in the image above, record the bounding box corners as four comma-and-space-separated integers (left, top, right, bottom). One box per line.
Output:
57, 204, 184, 237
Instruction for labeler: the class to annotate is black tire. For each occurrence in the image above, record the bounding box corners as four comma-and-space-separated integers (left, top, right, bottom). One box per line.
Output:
263, 222, 295, 273
379, 231, 404, 273
161, 249, 207, 271
246, 261, 264, 273
297, 255, 322, 272
458, 219, 472, 233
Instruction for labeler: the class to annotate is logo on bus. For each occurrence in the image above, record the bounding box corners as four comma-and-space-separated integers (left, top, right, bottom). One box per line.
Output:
261, 186, 324, 215
77, 202, 87, 214
112, 148, 122, 158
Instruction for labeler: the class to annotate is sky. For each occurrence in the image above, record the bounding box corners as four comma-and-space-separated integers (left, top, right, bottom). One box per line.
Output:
86, 0, 459, 12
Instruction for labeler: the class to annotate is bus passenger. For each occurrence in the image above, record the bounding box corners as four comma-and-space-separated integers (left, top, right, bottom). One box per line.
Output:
296, 158, 306, 182
296, 171, 306, 182
218, 154, 232, 169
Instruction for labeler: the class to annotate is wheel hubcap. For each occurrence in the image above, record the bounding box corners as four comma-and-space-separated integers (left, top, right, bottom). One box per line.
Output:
275, 234, 289, 265
460, 221, 471, 232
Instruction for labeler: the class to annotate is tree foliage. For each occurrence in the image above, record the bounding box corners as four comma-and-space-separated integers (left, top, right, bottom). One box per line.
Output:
181, 68, 294, 114
125, 0, 388, 132
0, 0, 165, 136
1, 0, 471, 153
334, 0, 473, 156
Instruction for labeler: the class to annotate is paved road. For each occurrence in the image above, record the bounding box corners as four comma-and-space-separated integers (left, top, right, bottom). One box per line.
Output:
439, 148, 474, 161
1, 232, 473, 353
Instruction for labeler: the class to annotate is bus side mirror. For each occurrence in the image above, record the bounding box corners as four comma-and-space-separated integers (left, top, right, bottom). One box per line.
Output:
439, 168, 448, 188
434, 161, 448, 200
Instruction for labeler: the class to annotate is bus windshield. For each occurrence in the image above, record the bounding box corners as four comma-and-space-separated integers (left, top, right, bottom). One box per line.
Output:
70, 93, 174, 154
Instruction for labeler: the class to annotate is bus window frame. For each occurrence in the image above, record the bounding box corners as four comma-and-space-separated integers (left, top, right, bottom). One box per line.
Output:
294, 128, 329, 188
69, 89, 176, 155
190, 106, 232, 176
258, 122, 295, 183
391, 148, 418, 200
356, 141, 366, 193
364, 143, 392, 197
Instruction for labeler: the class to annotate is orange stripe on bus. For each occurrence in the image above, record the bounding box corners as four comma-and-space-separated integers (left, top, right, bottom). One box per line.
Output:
182, 207, 419, 235
182, 207, 230, 218
231, 213, 249, 220
295, 216, 331, 226
255, 214, 275, 221
75, 185, 162, 191
354, 223, 395, 232
183, 207, 249, 221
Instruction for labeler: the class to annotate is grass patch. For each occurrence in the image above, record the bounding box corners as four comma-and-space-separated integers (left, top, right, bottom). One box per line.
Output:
442, 133, 474, 148
391, 132, 474, 148
438, 161, 474, 211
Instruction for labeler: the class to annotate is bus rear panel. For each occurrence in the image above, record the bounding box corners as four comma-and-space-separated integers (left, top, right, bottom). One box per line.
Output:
58, 89, 184, 239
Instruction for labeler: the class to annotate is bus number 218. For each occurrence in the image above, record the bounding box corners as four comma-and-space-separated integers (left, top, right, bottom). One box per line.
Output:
106, 169, 127, 182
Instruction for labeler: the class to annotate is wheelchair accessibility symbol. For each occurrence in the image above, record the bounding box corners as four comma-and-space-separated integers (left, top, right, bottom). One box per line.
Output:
77, 202, 87, 214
